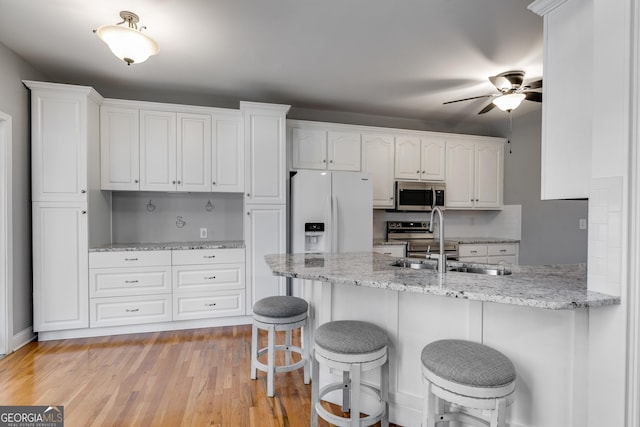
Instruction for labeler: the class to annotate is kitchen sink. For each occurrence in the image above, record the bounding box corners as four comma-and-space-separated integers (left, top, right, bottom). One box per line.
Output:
390, 260, 438, 270
448, 266, 512, 276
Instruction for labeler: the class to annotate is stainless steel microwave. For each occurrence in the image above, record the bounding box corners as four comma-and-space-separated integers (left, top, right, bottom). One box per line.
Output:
395, 181, 445, 211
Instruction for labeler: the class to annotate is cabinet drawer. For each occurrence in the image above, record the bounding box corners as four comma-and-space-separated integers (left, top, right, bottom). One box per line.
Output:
173, 263, 245, 292
487, 244, 517, 257
458, 245, 488, 258
90, 266, 171, 298
372, 245, 405, 257
171, 248, 245, 265
89, 250, 171, 268
90, 294, 172, 328
173, 291, 245, 320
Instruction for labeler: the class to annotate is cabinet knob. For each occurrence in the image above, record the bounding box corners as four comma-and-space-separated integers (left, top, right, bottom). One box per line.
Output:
422, 171, 425, 174
416, 170, 420, 173
177, 180, 181, 184
81, 189, 86, 194
172, 180, 176, 184
134, 179, 139, 183
246, 193, 250, 197
81, 210, 87, 214
323, 159, 327, 163
329, 160, 333, 163
212, 181, 216, 185
247, 211, 250, 215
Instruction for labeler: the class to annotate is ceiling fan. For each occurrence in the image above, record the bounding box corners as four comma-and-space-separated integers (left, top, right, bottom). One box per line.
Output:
443, 70, 543, 114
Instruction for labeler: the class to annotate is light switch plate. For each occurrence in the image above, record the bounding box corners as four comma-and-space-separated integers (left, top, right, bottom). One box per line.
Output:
579, 219, 587, 230
200, 228, 207, 238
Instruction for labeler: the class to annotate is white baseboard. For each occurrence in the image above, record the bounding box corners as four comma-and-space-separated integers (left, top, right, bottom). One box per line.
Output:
12, 326, 36, 351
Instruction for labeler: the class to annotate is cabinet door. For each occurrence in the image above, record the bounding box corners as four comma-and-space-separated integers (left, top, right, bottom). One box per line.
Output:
140, 110, 177, 191
327, 131, 361, 171
177, 112, 211, 192
243, 104, 289, 204
31, 90, 87, 201
291, 127, 327, 170
474, 141, 504, 209
100, 106, 140, 190
213, 116, 245, 192
421, 137, 445, 181
394, 135, 421, 180
445, 140, 475, 208
32, 202, 88, 331
244, 204, 286, 312
362, 134, 395, 208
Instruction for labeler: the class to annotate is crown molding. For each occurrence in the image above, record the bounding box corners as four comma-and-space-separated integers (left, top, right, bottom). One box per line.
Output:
528, 0, 569, 16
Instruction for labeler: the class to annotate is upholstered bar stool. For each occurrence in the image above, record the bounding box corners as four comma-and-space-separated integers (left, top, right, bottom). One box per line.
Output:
311, 320, 389, 427
421, 339, 516, 427
250, 296, 310, 397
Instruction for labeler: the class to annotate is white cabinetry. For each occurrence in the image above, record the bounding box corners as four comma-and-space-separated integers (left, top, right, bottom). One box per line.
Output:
290, 122, 361, 171
212, 115, 244, 192
395, 135, 445, 181
25, 81, 110, 333
89, 251, 172, 327
242, 102, 290, 310
177, 112, 212, 192
372, 244, 406, 258
100, 106, 140, 190
458, 243, 519, 264
529, 0, 592, 200
172, 248, 245, 320
445, 137, 504, 210
140, 110, 177, 191
362, 133, 395, 209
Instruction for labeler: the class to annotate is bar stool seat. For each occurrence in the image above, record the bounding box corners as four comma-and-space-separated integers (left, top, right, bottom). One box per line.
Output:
251, 296, 310, 397
311, 320, 389, 427
421, 339, 516, 427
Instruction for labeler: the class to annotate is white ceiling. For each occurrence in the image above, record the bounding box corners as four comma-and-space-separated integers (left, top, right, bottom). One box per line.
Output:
0, 0, 543, 130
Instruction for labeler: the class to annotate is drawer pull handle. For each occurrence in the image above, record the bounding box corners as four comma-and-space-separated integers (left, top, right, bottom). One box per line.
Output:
125, 308, 139, 313
124, 258, 138, 261
383, 252, 392, 255
204, 276, 216, 280
203, 255, 216, 259
205, 303, 217, 307
470, 250, 478, 254
500, 249, 507, 252
125, 280, 139, 284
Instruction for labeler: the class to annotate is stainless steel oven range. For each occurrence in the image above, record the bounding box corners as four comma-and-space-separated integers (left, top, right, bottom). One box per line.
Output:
386, 221, 459, 260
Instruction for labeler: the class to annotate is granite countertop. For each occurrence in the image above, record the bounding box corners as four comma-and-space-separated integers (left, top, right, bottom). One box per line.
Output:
373, 240, 407, 246
264, 252, 620, 310
449, 237, 521, 244
90, 240, 245, 252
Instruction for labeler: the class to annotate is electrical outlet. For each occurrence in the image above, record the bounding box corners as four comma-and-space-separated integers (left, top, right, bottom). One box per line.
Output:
200, 228, 207, 239
579, 219, 587, 230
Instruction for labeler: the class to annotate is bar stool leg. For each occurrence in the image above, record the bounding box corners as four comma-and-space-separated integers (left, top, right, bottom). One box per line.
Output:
342, 370, 351, 412
381, 358, 389, 427
490, 397, 507, 427
350, 362, 361, 427
311, 349, 320, 427
303, 318, 310, 384
423, 381, 436, 427
285, 329, 292, 366
267, 325, 276, 397
250, 323, 258, 380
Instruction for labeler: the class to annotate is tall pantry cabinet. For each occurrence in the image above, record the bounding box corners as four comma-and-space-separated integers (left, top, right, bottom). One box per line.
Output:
25, 81, 111, 332
241, 102, 290, 313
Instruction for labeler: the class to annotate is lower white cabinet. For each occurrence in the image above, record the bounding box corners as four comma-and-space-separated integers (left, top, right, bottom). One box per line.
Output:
458, 243, 519, 265
172, 248, 245, 320
372, 244, 406, 258
88, 247, 246, 328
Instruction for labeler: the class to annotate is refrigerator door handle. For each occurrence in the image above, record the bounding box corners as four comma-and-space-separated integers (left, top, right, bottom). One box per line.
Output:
332, 196, 338, 252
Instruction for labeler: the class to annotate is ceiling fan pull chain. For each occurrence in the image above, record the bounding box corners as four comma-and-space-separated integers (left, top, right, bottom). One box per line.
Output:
508, 114, 513, 154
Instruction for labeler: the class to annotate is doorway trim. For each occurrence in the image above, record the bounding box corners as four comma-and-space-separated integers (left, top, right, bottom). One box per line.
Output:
0, 111, 13, 356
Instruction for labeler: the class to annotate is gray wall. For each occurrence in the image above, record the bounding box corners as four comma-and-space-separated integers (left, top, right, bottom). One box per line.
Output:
0, 42, 47, 335
111, 192, 244, 243
502, 109, 588, 265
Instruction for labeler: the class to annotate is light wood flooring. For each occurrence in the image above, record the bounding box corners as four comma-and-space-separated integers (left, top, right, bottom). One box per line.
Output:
0, 325, 400, 426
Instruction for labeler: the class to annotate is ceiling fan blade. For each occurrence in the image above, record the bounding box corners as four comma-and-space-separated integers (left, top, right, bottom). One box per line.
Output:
525, 79, 543, 89
524, 91, 542, 102
489, 71, 525, 92
489, 76, 511, 92
478, 103, 496, 114
443, 94, 495, 105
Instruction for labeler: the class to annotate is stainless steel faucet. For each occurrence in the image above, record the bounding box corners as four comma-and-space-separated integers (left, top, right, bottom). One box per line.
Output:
429, 206, 446, 273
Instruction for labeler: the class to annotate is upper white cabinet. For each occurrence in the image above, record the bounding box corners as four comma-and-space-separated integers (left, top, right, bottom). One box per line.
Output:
212, 115, 244, 192
529, 0, 592, 199
445, 137, 504, 210
100, 100, 244, 193
28, 82, 102, 202
242, 102, 290, 204
362, 133, 395, 209
100, 106, 140, 191
290, 122, 361, 171
394, 135, 445, 181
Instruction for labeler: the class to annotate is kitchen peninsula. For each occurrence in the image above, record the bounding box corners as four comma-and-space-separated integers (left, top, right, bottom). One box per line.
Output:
265, 252, 619, 427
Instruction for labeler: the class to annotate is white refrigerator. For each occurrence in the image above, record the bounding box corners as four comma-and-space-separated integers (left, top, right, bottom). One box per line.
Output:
290, 170, 373, 256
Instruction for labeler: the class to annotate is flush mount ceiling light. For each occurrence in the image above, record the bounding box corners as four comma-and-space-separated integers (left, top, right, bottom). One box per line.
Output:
492, 93, 526, 112
94, 11, 159, 65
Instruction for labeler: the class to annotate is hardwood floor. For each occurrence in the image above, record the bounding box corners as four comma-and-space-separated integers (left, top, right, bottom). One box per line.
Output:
0, 326, 400, 426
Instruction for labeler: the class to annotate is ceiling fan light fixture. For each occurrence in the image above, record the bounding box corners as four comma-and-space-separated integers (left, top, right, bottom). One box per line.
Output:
493, 93, 526, 112
95, 11, 159, 65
